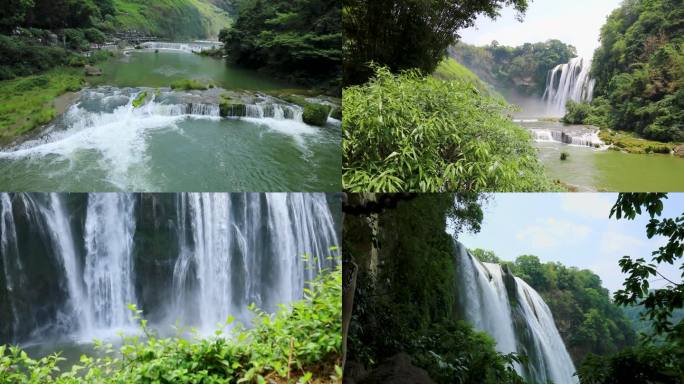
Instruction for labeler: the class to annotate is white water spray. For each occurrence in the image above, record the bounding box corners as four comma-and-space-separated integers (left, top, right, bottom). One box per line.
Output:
543, 57, 595, 115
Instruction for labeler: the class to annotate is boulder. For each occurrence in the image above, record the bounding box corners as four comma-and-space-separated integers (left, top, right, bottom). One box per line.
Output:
84, 65, 102, 76
359, 353, 435, 384
302, 103, 331, 127
675, 144, 684, 158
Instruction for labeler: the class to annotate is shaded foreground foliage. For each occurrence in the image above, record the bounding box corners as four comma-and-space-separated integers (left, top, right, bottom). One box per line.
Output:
342, 0, 529, 85
345, 194, 524, 384
342, 67, 560, 192
0, 265, 342, 383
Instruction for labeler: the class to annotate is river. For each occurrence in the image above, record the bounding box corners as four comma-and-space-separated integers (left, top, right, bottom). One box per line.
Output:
0, 46, 341, 191
520, 120, 684, 191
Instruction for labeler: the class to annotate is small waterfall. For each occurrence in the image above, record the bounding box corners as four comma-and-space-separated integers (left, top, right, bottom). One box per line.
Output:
244, 103, 304, 122
454, 242, 577, 384
83, 194, 137, 330
543, 57, 595, 114
140, 41, 222, 53
530, 128, 604, 148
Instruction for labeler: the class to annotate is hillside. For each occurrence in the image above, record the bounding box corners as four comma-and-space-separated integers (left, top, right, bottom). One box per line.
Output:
434, 57, 501, 97
113, 0, 233, 39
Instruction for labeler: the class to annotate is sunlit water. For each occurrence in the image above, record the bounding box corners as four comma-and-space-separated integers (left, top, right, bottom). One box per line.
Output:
519, 120, 684, 191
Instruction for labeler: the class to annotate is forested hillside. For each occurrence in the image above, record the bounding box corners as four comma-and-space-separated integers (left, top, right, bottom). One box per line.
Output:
449, 40, 577, 97
220, 0, 341, 89
567, 0, 683, 142
112, 0, 234, 38
471, 250, 636, 365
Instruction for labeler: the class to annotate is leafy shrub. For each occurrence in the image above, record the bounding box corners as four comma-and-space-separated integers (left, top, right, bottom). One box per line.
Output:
62, 29, 88, 51
303, 103, 331, 126
562, 100, 592, 124
343, 67, 559, 192
560, 152, 569, 160
83, 28, 105, 44
0, 266, 342, 383
577, 344, 684, 384
170, 79, 209, 90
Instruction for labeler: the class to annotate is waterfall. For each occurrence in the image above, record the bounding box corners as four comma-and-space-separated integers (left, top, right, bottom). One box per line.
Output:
173, 193, 338, 331
454, 242, 577, 384
243, 103, 304, 122
0, 193, 338, 344
83, 194, 137, 331
139, 41, 222, 53
530, 128, 604, 148
543, 57, 595, 114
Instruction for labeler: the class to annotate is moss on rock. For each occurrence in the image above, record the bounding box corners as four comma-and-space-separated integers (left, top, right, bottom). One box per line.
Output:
220, 102, 246, 117
303, 103, 331, 126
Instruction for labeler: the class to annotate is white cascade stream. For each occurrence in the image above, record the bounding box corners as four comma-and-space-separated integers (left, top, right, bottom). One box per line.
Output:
454, 242, 578, 384
543, 57, 596, 115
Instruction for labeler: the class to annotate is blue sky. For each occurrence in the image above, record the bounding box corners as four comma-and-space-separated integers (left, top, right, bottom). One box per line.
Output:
457, 193, 684, 292
459, 0, 623, 58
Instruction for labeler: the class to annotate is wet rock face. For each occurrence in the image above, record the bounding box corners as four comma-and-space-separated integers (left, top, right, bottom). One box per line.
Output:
358, 353, 436, 384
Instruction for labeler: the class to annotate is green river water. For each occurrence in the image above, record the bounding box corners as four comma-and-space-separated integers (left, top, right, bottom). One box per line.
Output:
523, 121, 684, 191
0, 49, 341, 191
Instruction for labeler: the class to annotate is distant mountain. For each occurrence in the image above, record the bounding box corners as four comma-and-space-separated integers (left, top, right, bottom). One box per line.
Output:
113, 0, 233, 39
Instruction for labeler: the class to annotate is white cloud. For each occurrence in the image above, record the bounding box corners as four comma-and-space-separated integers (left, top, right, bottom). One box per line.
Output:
599, 231, 645, 255
560, 194, 615, 220
516, 218, 590, 249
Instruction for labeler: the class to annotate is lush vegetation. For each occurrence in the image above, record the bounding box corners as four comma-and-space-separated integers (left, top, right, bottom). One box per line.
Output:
170, 79, 211, 90
433, 57, 492, 94
472, 250, 636, 364
0, 68, 83, 143
343, 0, 529, 86
345, 194, 525, 384
450, 40, 577, 97
576, 193, 684, 383
221, 0, 341, 91
342, 67, 561, 192
0, 265, 342, 383
113, 0, 233, 39
583, 0, 684, 142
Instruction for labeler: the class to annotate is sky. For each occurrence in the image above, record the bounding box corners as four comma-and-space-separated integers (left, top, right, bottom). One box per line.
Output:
457, 193, 684, 293
459, 0, 624, 58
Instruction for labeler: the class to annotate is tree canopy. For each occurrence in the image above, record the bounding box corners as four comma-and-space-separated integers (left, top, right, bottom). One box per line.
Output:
221, 0, 341, 90
343, 0, 529, 85
590, 0, 684, 142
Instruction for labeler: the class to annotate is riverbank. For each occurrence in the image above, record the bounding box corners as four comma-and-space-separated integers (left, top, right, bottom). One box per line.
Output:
598, 128, 679, 155
0, 67, 83, 145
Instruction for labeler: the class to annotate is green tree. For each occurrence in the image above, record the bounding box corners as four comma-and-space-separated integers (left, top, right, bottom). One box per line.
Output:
0, 0, 34, 33
343, 0, 529, 85
610, 193, 684, 342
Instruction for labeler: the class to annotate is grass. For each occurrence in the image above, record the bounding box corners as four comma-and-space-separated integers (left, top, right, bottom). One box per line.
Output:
0, 67, 83, 144
113, 0, 232, 39
170, 79, 211, 90
599, 129, 677, 154
433, 58, 495, 95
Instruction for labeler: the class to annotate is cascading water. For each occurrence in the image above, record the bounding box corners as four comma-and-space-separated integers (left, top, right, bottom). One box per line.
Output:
139, 41, 223, 53
543, 57, 595, 115
83, 194, 137, 331
0, 193, 339, 345
453, 242, 577, 384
